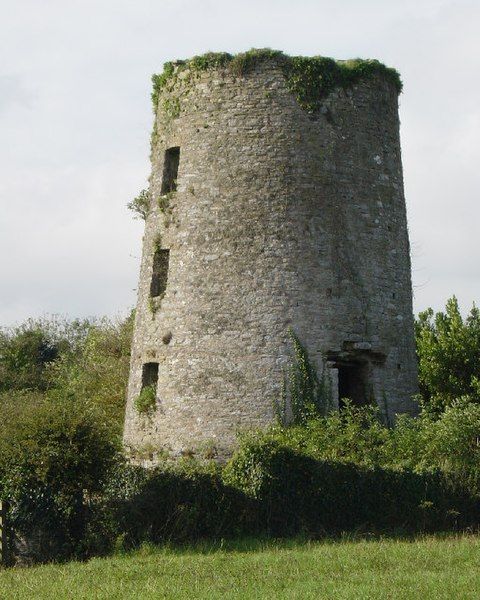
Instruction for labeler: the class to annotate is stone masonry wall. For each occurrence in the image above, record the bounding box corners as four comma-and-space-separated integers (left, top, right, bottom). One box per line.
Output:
123, 57, 418, 459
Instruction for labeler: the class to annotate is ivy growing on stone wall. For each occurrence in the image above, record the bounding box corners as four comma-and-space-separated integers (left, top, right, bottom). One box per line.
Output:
274, 330, 333, 426
283, 56, 401, 113
162, 97, 181, 120
151, 48, 402, 116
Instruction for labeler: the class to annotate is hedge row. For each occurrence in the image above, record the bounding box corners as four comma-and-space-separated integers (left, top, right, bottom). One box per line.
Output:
2, 401, 480, 564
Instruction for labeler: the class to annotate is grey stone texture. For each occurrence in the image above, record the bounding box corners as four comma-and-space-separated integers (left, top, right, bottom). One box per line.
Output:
123, 56, 418, 459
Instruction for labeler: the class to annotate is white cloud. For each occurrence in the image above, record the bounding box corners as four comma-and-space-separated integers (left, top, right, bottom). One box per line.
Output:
0, 0, 479, 324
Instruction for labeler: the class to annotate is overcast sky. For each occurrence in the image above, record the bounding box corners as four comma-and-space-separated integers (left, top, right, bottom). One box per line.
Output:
1, 0, 479, 326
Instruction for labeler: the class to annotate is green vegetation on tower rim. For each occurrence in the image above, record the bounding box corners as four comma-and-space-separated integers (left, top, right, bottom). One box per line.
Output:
151, 48, 402, 115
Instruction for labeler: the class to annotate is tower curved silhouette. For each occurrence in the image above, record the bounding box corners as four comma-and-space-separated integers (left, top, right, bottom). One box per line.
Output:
123, 51, 418, 458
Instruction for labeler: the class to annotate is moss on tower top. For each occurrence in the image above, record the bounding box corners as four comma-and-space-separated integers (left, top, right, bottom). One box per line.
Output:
151, 48, 402, 115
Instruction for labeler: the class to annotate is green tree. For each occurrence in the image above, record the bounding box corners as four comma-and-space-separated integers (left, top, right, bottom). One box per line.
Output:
46, 314, 133, 435
0, 314, 133, 439
0, 318, 83, 392
416, 296, 480, 413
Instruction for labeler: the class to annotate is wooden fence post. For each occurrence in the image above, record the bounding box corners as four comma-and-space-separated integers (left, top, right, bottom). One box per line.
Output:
0, 500, 8, 566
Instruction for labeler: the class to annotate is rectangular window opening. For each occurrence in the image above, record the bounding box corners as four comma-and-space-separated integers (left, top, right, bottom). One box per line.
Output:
142, 362, 159, 390
150, 249, 170, 298
337, 362, 370, 409
160, 147, 180, 194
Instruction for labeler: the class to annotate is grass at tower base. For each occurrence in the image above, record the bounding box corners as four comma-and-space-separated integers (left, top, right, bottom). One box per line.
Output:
1, 535, 479, 599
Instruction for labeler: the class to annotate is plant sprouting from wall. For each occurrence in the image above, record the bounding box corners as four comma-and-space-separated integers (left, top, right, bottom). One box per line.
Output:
151, 49, 402, 117
158, 192, 173, 214
274, 330, 333, 426
127, 189, 151, 220
162, 97, 180, 120
134, 384, 157, 415
153, 233, 162, 252
157, 192, 176, 228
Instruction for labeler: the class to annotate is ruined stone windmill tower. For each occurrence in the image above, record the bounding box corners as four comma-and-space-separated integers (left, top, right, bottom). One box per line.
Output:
123, 50, 418, 459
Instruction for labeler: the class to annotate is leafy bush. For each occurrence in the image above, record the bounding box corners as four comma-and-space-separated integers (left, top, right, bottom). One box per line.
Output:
45, 315, 133, 435
412, 400, 480, 489
0, 396, 118, 563
104, 460, 257, 549
0, 314, 132, 439
3, 298, 480, 564
269, 403, 390, 467
2, 402, 480, 563
0, 313, 131, 562
223, 408, 480, 536
226, 402, 480, 488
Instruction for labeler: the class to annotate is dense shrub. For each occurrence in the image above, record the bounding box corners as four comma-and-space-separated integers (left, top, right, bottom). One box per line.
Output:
414, 400, 480, 489
2, 298, 480, 564
2, 402, 480, 563
104, 460, 257, 549
45, 315, 133, 434
0, 314, 132, 438
226, 402, 480, 486
94, 403, 480, 553
223, 436, 478, 536
0, 396, 118, 563
268, 403, 391, 467
222, 402, 480, 535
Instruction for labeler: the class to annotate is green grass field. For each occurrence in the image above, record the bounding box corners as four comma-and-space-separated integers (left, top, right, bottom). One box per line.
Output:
1, 535, 479, 599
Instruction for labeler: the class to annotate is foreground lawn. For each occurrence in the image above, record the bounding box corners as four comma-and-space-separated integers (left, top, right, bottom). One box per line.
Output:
1, 535, 480, 599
